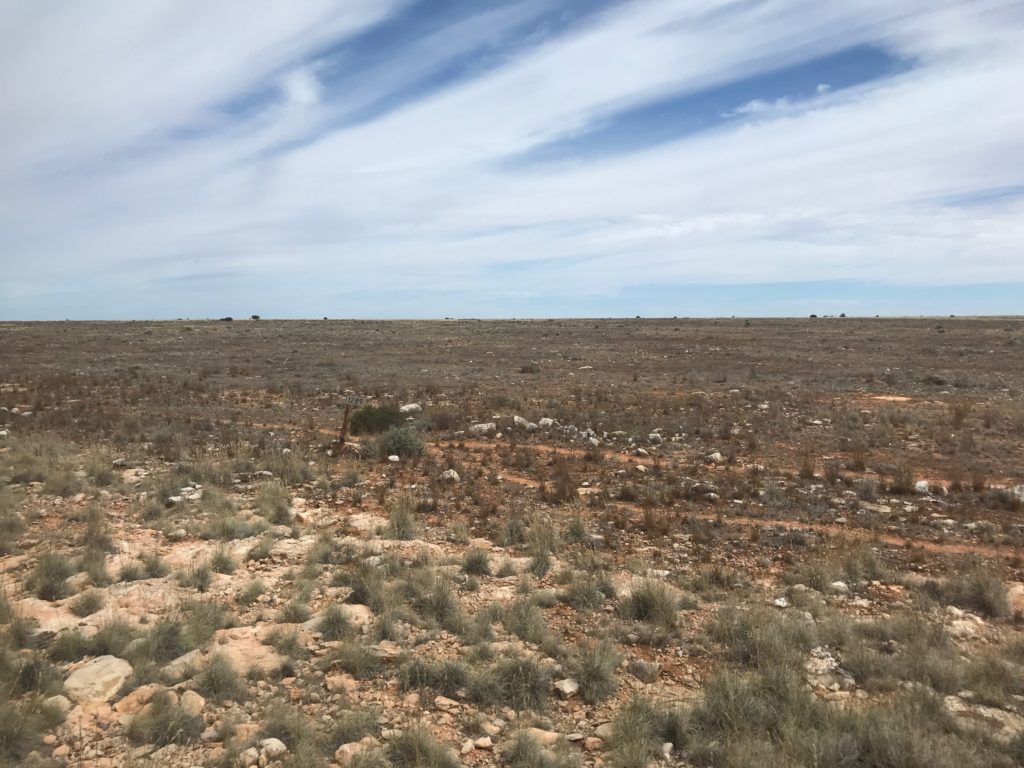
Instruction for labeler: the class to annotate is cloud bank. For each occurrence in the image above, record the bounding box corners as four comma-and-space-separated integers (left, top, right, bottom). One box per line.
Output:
1, 0, 1022, 318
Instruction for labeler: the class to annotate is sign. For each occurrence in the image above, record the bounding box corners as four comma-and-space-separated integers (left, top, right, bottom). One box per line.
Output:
338, 393, 367, 443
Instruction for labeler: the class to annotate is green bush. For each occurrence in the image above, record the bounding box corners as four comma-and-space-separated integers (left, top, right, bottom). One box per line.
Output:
351, 405, 405, 435
376, 426, 424, 460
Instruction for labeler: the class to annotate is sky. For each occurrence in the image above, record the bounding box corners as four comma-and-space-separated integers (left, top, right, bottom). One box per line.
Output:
1, 1, 1023, 320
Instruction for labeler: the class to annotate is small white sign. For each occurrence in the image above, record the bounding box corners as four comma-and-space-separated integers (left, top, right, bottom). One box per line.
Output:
342, 394, 367, 407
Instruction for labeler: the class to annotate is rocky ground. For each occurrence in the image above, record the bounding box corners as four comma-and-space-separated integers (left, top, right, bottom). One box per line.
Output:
1, 317, 1023, 768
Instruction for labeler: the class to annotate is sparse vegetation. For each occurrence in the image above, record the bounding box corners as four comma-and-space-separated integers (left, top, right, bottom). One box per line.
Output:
4, 319, 1024, 766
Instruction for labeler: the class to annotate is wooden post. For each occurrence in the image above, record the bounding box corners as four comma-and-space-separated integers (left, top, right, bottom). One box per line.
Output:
339, 403, 353, 444
338, 394, 366, 444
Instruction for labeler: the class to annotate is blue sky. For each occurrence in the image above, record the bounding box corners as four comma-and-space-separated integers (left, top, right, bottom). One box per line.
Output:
1, 1, 1023, 319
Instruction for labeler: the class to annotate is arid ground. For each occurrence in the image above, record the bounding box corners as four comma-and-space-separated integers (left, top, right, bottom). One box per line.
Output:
1, 317, 1023, 768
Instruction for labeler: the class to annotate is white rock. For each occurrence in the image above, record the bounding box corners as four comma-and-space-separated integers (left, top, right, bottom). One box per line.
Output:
387, 455, 400, 463
260, 738, 288, 759
648, 432, 662, 445
915, 480, 931, 494
538, 418, 554, 428
399, 403, 423, 414
470, 422, 496, 436
514, 415, 529, 428
828, 581, 850, 595
773, 597, 790, 608
240, 746, 260, 767
439, 469, 460, 483
64, 656, 133, 702
554, 678, 579, 698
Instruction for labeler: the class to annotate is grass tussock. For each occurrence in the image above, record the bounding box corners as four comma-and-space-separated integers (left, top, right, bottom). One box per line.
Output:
618, 579, 679, 629
127, 689, 203, 746
387, 726, 458, 768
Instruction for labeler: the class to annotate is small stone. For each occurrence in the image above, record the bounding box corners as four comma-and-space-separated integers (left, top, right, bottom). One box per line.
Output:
594, 723, 615, 741
240, 746, 260, 767
584, 737, 604, 751
260, 737, 288, 759
461, 739, 475, 755
554, 678, 579, 698
434, 695, 459, 711
474, 736, 493, 749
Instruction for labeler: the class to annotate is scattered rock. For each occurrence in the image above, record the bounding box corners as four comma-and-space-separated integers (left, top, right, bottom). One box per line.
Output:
828, 581, 850, 595
554, 678, 579, 698
260, 737, 288, 759
161, 649, 202, 684
64, 656, 133, 702
525, 727, 562, 747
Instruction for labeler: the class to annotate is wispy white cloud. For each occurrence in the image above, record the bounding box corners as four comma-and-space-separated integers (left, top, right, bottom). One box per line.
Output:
1, 0, 1022, 317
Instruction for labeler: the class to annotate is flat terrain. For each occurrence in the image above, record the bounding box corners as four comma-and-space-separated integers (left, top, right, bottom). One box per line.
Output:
1, 318, 1023, 768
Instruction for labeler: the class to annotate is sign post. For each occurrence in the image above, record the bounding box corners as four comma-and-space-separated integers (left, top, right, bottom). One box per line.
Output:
339, 394, 367, 444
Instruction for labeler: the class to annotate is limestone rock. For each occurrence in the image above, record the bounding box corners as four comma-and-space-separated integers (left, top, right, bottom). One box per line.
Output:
554, 678, 579, 698
180, 690, 205, 716
260, 737, 288, 759
64, 656, 132, 703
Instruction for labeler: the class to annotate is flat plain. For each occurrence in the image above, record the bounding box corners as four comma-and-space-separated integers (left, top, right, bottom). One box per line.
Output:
1, 317, 1023, 768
